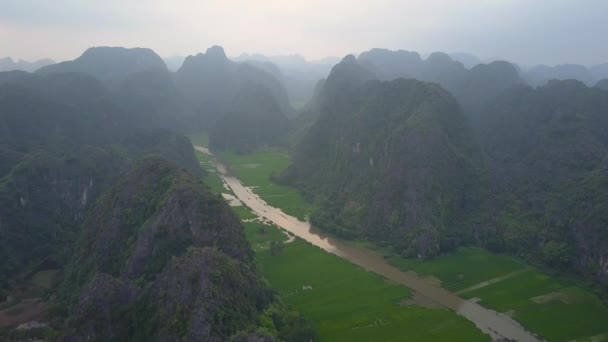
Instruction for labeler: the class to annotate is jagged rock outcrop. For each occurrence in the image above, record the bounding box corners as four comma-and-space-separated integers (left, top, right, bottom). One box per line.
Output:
68, 157, 250, 283
62, 157, 270, 341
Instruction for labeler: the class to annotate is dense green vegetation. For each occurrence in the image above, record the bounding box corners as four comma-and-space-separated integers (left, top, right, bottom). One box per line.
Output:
283, 58, 482, 257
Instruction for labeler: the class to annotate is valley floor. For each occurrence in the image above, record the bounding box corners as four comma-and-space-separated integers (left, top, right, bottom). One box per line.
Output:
193, 144, 608, 342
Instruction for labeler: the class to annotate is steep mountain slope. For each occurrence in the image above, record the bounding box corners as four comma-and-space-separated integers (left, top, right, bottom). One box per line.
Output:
36, 47, 192, 131
476, 80, 608, 286
0, 147, 124, 294
283, 57, 481, 256
546, 159, 608, 286
60, 157, 271, 341
0, 72, 201, 296
175, 46, 292, 150
287, 55, 608, 290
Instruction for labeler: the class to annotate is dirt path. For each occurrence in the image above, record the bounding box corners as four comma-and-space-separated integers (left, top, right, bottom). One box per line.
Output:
456, 268, 532, 295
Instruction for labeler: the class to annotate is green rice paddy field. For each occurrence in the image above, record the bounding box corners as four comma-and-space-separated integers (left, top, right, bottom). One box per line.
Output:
238, 209, 488, 341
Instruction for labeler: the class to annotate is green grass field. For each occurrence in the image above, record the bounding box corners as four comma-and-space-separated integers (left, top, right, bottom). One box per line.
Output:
219, 149, 313, 220
239, 210, 488, 341
194, 150, 226, 194
388, 248, 526, 292
390, 248, 608, 341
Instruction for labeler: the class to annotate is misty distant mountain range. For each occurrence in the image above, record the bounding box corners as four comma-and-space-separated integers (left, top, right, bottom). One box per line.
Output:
4, 50, 607, 106
0, 57, 55, 72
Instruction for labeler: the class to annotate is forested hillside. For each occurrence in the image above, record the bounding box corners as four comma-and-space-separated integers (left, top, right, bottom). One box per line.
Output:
283, 56, 482, 257
60, 157, 273, 341
284, 54, 608, 290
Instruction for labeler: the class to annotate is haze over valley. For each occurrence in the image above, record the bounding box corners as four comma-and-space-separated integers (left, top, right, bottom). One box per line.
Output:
1, 1, 608, 341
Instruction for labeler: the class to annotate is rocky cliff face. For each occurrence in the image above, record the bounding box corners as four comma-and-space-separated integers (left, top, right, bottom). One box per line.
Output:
284, 57, 481, 257
69, 157, 250, 283
0, 71, 203, 294
476, 80, 608, 287
62, 157, 270, 341
0, 147, 125, 292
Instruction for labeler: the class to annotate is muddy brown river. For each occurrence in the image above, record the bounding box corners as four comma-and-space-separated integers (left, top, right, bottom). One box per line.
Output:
195, 146, 540, 342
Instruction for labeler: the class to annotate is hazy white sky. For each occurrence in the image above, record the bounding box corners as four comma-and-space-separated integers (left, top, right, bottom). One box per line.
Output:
1, 0, 607, 65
